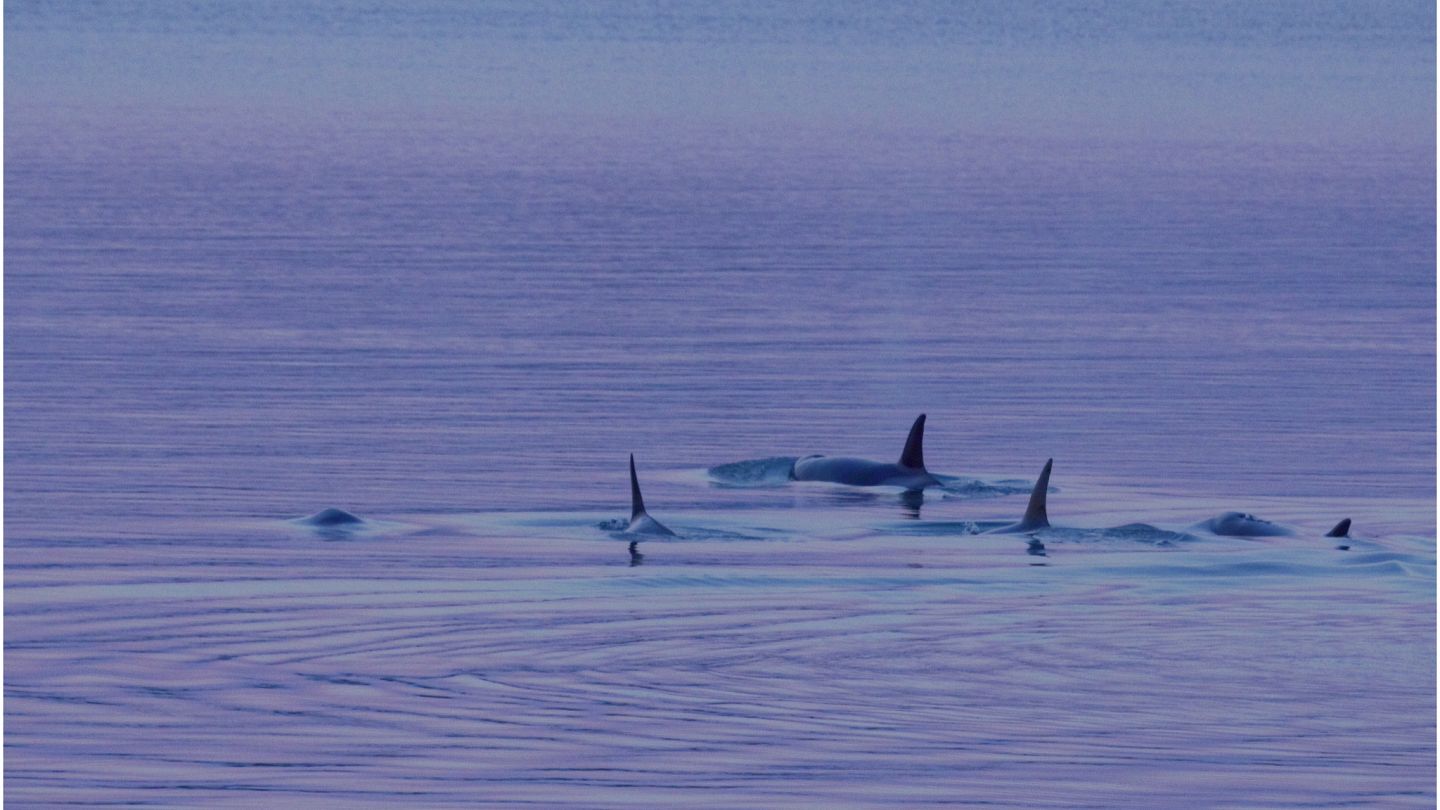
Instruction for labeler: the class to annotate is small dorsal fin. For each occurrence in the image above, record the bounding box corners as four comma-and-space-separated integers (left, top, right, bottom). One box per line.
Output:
630, 454, 647, 520
1325, 518, 1351, 538
898, 414, 927, 469
1019, 459, 1052, 530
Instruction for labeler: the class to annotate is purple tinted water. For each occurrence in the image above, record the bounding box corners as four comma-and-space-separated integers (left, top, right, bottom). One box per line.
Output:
6, 2, 1436, 806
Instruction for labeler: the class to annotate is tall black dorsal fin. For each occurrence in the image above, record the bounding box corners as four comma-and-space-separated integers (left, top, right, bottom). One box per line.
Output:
630, 454, 647, 520
898, 414, 927, 469
1325, 518, 1351, 538
1019, 459, 1053, 530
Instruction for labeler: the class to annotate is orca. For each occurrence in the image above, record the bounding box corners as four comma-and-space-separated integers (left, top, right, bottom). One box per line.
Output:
790, 414, 942, 490
299, 507, 365, 527
625, 455, 675, 536
1326, 518, 1353, 550
290, 507, 371, 540
954, 460, 1192, 547
1192, 512, 1360, 545
987, 459, 1053, 534
1192, 512, 1295, 537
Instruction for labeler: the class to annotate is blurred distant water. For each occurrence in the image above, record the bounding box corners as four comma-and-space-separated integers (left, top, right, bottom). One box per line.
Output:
5, 2, 1435, 807
7, 122, 1432, 523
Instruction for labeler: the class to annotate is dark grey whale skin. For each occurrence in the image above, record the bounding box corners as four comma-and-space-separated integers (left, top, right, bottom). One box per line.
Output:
1193, 513, 1354, 541
624, 454, 675, 537
1192, 512, 1295, 537
987, 459, 1053, 535
298, 508, 365, 527
790, 414, 940, 491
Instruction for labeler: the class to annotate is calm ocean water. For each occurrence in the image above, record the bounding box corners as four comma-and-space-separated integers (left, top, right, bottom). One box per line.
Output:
6, 2, 1436, 807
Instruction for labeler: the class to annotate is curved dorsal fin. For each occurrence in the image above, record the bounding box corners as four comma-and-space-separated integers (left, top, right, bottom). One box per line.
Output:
898, 414, 927, 469
1325, 518, 1351, 538
630, 454, 647, 520
1018, 459, 1053, 530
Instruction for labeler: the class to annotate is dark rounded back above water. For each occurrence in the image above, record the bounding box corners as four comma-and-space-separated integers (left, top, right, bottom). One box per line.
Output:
791, 414, 941, 490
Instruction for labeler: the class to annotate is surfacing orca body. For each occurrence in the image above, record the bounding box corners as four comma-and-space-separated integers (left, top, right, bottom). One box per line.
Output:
1327, 518, 1354, 550
290, 507, 371, 540
625, 455, 675, 537
1194, 512, 1294, 537
299, 507, 365, 527
987, 459, 1053, 534
790, 414, 941, 491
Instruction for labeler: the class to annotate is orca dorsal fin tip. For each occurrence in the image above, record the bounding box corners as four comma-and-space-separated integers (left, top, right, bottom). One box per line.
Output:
629, 454, 647, 520
1326, 518, 1351, 538
899, 413, 927, 469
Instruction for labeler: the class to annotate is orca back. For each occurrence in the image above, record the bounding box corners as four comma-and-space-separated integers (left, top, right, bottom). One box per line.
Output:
303, 507, 364, 527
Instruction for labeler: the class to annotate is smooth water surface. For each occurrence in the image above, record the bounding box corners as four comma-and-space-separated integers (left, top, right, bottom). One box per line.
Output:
6, 2, 1435, 807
